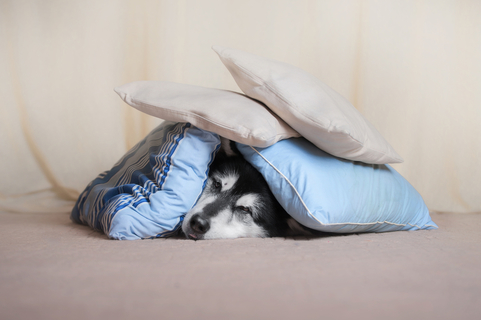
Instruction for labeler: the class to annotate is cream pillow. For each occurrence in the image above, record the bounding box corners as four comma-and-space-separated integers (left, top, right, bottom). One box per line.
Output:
213, 46, 403, 164
114, 81, 299, 147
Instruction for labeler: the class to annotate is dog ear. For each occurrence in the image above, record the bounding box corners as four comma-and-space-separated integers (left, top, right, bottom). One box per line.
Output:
210, 138, 243, 175
220, 137, 241, 157
210, 139, 230, 173
229, 140, 241, 156
210, 150, 226, 173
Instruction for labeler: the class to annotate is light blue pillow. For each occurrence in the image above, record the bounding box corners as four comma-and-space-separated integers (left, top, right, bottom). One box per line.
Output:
237, 138, 438, 233
71, 122, 220, 240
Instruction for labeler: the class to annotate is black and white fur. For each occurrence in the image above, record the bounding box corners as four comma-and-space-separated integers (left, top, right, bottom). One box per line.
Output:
182, 139, 313, 240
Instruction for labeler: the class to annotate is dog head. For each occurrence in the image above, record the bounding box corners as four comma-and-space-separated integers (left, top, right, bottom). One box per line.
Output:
182, 154, 292, 240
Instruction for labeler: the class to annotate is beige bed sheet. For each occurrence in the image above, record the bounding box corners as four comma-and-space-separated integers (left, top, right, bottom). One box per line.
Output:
0, 211, 480, 320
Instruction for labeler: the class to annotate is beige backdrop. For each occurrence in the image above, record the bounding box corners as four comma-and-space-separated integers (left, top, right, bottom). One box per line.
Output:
1, 0, 480, 213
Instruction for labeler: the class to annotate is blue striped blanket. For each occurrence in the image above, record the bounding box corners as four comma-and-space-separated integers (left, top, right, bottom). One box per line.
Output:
71, 122, 220, 240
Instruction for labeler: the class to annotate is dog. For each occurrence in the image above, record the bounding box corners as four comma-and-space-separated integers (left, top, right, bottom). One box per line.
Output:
181, 139, 313, 240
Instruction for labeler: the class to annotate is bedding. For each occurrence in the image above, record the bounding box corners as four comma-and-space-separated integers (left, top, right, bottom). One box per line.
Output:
213, 46, 403, 165
71, 122, 435, 239
237, 138, 437, 233
114, 81, 299, 148
71, 122, 220, 240
73, 46, 434, 239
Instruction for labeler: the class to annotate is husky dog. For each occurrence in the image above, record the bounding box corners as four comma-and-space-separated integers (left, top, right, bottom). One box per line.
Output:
182, 139, 312, 240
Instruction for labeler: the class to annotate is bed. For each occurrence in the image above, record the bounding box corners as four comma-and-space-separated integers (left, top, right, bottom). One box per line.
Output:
1, 210, 480, 320
3, 47, 479, 320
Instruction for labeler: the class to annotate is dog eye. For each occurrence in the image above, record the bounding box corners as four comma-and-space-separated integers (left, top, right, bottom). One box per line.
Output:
213, 180, 222, 189
237, 206, 252, 214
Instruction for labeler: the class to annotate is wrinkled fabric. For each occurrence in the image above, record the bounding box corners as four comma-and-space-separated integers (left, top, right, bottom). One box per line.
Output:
238, 138, 437, 233
71, 122, 220, 240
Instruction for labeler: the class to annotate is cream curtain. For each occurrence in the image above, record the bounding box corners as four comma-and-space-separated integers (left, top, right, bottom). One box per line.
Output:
1, 0, 480, 213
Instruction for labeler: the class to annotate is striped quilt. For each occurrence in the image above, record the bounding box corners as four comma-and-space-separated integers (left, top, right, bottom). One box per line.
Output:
71, 122, 220, 240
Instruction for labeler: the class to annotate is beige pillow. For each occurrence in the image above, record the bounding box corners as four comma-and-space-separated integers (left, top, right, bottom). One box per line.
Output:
114, 81, 299, 147
213, 46, 403, 164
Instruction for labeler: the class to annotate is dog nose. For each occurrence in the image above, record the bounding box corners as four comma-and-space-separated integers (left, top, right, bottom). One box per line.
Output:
190, 215, 210, 234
